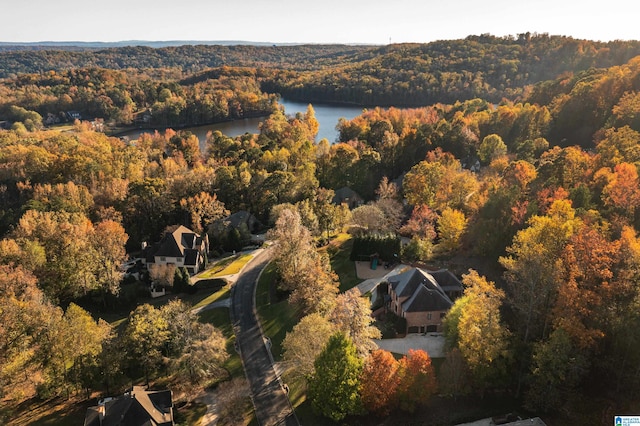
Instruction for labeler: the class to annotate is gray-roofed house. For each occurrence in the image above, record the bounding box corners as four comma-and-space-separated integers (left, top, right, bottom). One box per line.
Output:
387, 267, 463, 334
144, 225, 208, 275
332, 186, 364, 209
83, 386, 174, 426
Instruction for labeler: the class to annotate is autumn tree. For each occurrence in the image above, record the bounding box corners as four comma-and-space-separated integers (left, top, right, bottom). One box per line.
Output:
282, 313, 334, 380
179, 191, 228, 234
454, 270, 510, 391
60, 303, 111, 397
308, 333, 363, 422
37, 303, 110, 398
400, 204, 438, 240
268, 207, 339, 313
288, 251, 339, 316
14, 210, 97, 302
27, 181, 94, 215
552, 226, 618, 350
267, 208, 314, 292
0, 265, 49, 398
360, 349, 400, 415
172, 322, 229, 390
350, 204, 388, 235
329, 291, 381, 355
403, 151, 480, 213
601, 162, 640, 220
500, 200, 581, 345
396, 349, 438, 412
314, 188, 349, 240
92, 220, 128, 301
437, 207, 467, 253
148, 263, 176, 290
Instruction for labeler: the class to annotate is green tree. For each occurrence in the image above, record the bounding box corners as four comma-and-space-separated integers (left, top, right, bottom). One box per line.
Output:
124, 304, 170, 384
402, 236, 434, 263
525, 328, 587, 412
308, 333, 363, 422
478, 134, 508, 164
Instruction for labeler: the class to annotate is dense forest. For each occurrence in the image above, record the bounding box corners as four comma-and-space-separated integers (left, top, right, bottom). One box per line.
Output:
2, 35, 640, 424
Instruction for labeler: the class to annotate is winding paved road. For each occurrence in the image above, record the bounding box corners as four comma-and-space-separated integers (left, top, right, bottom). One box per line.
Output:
230, 248, 299, 426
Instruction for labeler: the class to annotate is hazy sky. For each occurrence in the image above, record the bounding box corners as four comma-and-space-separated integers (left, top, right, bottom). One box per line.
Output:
2, 0, 637, 44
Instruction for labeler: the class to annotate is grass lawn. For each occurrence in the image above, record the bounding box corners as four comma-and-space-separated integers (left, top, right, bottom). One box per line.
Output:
174, 401, 207, 426
197, 253, 253, 279
319, 233, 361, 292
255, 262, 300, 361
198, 307, 244, 379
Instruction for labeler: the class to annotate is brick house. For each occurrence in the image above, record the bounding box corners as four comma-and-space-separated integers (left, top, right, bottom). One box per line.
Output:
143, 225, 208, 275
387, 267, 463, 334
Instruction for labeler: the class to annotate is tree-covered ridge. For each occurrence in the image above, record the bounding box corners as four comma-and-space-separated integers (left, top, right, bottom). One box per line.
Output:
0, 44, 372, 78
263, 34, 640, 106
2, 35, 640, 110
0, 66, 278, 127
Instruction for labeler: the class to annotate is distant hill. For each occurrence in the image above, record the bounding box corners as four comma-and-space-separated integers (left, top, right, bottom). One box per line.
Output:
0, 40, 298, 51
2, 34, 640, 110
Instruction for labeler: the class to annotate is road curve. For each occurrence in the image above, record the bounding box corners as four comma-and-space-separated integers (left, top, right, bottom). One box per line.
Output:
230, 248, 299, 426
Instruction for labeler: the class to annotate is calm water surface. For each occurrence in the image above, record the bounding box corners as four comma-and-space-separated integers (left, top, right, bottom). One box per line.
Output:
120, 99, 365, 150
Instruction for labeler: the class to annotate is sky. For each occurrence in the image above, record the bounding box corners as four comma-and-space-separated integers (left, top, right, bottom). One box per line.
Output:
1, 0, 637, 45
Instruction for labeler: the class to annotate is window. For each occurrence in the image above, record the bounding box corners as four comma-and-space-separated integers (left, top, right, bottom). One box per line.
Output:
427, 313, 432, 320
160, 256, 166, 261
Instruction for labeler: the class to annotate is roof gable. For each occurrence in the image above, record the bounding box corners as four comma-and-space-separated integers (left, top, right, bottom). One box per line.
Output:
154, 225, 200, 258
388, 267, 460, 313
402, 284, 453, 312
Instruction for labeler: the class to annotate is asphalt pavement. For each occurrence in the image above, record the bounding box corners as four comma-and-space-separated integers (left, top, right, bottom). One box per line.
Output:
230, 248, 299, 426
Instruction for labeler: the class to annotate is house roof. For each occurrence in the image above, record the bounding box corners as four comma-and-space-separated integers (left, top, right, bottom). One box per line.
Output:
429, 269, 464, 294
402, 284, 452, 312
389, 267, 458, 313
150, 225, 203, 266
226, 210, 256, 228
84, 386, 173, 426
332, 186, 363, 204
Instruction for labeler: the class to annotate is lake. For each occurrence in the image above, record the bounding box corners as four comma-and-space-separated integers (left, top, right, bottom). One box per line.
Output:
120, 99, 365, 150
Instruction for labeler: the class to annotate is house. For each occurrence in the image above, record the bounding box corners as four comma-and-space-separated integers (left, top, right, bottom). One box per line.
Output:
387, 267, 463, 334
66, 111, 82, 121
144, 225, 208, 275
84, 386, 174, 426
211, 210, 261, 235
332, 186, 364, 209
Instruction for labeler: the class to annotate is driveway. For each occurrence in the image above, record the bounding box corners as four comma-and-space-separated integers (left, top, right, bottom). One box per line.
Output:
373, 333, 446, 358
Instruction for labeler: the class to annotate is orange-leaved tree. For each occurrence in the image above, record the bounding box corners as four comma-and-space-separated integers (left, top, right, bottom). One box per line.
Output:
360, 349, 400, 415
397, 349, 437, 412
